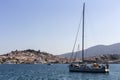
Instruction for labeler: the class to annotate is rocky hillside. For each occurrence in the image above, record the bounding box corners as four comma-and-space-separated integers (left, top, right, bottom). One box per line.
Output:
0, 49, 69, 64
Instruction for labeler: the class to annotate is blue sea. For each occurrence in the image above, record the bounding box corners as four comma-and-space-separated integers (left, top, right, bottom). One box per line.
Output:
0, 64, 119, 80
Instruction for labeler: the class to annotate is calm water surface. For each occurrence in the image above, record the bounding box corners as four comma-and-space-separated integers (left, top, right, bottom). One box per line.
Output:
0, 64, 119, 80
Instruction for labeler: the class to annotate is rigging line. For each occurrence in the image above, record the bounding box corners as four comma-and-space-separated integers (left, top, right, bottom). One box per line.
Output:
74, 44, 80, 61
70, 11, 83, 62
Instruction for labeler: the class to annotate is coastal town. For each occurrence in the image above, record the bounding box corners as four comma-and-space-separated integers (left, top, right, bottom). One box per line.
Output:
0, 49, 120, 64
0, 49, 70, 64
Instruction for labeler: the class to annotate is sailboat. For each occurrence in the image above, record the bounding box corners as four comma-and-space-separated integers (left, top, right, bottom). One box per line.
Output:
69, 3, 109, 73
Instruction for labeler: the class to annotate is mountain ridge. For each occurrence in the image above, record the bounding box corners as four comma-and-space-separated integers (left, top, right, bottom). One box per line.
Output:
59, 43, 120, 58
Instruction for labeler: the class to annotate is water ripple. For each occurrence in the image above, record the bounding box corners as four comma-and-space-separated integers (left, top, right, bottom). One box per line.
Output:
0, 64, 119, 80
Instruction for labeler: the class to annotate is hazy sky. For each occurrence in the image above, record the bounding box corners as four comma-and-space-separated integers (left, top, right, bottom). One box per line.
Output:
0, 0, 120, 55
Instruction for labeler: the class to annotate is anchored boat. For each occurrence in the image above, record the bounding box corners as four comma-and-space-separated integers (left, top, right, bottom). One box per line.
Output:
69, 3, 109, 73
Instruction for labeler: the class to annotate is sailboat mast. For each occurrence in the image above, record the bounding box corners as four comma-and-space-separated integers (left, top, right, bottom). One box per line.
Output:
82, 3, 85, 62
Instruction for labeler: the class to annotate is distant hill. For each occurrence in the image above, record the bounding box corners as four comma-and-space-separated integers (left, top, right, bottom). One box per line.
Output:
59, 43, 120, 58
